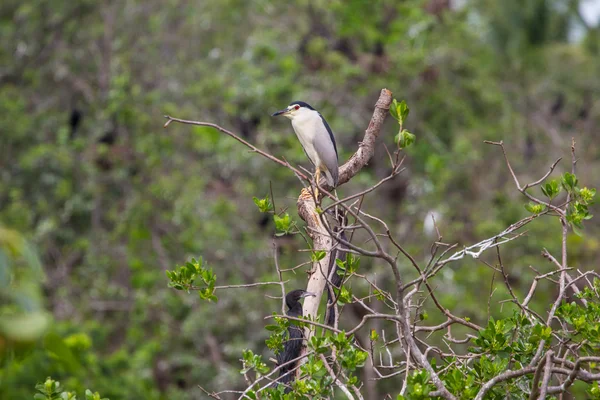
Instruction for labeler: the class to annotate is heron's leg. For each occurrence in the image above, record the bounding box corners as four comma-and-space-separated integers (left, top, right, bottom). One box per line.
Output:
313, 169, 321, 198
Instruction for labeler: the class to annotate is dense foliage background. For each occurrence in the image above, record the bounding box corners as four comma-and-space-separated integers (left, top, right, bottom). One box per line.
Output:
1, 0, 599, 398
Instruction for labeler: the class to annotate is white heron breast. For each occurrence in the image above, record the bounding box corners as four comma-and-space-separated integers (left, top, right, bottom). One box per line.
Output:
291, 115, 322, 167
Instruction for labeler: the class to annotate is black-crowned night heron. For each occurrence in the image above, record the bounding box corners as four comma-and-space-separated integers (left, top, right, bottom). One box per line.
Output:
276, 289, 316, 389
272, 101, 339, 196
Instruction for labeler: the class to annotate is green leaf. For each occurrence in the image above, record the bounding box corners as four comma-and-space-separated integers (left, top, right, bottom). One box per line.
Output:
398, 100, 410, 123
265, 324, 281, 332
389, 99, 400, 121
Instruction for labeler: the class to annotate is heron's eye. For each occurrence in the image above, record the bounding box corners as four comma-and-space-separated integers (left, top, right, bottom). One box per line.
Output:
294, 105, 300, 110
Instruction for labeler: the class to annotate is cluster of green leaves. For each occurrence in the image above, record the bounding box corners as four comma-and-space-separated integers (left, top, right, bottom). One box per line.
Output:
533, 173, 597, 235
401, 304, 600, 399
258, 354, 335, 399
564, 176, 595, 235
253, 195, 274, 213
331, 254, 360, 305
557, 280, 600, 354
273, 213, 294, 236
589, 381, 600, 399
34, 377, 108, 400
397, 370, 436, 400
311, 332, 367, 378
265, 315, 294, 355
269, 332, 368, 398
472, 315, 551, 360
165, 257, 217, 301
241, 349, 270, 376
263, 326, 368, 398
390, 99, 415, 149
336, 253, 360, 276
253, 195, 299, 236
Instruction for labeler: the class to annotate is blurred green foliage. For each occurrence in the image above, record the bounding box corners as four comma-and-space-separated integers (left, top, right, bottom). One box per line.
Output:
0, 0, 599, 398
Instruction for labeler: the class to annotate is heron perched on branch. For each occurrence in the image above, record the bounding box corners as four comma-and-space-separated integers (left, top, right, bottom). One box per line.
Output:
272, 101, 339, 196
277, 289, 315, 390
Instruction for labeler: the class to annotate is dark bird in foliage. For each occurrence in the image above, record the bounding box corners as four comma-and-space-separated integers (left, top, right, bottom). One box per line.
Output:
277, 289, 315, 389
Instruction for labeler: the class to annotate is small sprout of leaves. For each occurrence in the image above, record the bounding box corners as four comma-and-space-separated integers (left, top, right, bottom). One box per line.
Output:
370, 329, 379, 342
166, 257, 217, 301
397, 370, 435, 400
390, 99, 415, 149
374, 289, 386, 301
578, 187, 596, 204
589, 381, 600, 398
336, 286, 352, 305
551, 173, 598, 235
389, 99, 410, 124
541, 179, 561, 200
35, 378, 108, 400
337, 254, 359, 275
524, 202, 545, 214
566, 201, 593, 236
265, 333, 284, 354
347, 374, 358, 385
346, 254, 359, 273
273, 213, 292, 236
309, 335, 331, 354
395, 129, 416, 149
241, 349, 270, 375
85, 390, 109, 400
311, 250, 326, 262
253, 195, 273, 213
561, 172, 578, 193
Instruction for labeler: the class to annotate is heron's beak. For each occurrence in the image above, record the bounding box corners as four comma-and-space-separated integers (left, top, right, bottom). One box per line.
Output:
271, 109, 289, 117
301, 291, 316, 298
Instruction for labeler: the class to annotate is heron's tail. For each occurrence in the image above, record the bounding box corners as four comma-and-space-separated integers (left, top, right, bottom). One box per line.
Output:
324, 167, 338, 187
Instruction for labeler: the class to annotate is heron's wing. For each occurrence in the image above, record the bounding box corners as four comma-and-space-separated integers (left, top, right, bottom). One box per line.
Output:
313, 119, 339, 186
318, 113, 338, 159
